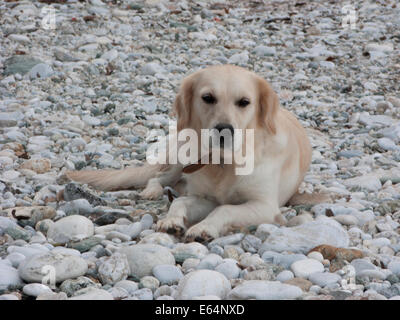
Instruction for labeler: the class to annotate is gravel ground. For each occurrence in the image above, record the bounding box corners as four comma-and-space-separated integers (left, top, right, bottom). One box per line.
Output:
0, 0, 400, 300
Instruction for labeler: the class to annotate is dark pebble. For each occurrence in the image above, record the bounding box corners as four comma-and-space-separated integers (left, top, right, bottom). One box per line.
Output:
94, 212, 133, 226
64, 183, 106, 207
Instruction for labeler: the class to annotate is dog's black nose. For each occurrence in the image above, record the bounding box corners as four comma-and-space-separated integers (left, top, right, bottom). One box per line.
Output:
214, 123, 234, 136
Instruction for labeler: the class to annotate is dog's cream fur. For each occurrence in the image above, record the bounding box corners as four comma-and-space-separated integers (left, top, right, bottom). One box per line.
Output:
67, 65, 312, 242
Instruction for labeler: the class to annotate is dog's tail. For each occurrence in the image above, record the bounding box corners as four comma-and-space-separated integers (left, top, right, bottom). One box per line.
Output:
66, 163, 167, 191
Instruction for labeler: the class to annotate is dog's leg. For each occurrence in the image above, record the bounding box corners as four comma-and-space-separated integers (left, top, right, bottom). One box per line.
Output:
140, 164, 183, 199
157, 196, 217, 236
185, 200, 285, 242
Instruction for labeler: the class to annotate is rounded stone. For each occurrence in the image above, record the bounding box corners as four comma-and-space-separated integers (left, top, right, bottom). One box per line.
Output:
0, 264, 24, 291
6, 252, 26, 268
69, 288, 113, 300
119, 244, 175, 280
215, 260, 241, 280
114, 280, 139, 295
139, 276, 160, 291
18, 252, 88, 283
176, 270, 231, 300
307, 251, 324, 262
139, 232, 175, 247
23, 283, 52, 297
388, 261, 400, 276
140, 214, 154, 230
308, 272, 342, 287
227, 280, 303, 300
172, 243, 209, 263
182, 258, 200, 273
259, 217, 349, 254
196, 254, 223, 270
291, 259, 324, 279
276, 270, 295, 282
98, 253, 130, 285
152, 264, 184, 285
60, 276, 100, 297
47, 215, 94, 244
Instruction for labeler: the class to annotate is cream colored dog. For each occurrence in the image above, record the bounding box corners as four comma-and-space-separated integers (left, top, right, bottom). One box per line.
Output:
67, 65, 312, 242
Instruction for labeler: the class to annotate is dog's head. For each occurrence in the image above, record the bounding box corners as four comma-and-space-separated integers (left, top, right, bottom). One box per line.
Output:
173, 65, 279, 138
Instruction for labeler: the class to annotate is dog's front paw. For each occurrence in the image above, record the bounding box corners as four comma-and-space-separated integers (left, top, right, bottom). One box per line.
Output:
139, 183, 163, 200
184, 223, 219, 243
157, 217, 186, 237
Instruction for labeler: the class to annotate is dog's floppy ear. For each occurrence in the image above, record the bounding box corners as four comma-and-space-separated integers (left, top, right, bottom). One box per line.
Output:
173, 74, 195, 131
257, 77, 279, 135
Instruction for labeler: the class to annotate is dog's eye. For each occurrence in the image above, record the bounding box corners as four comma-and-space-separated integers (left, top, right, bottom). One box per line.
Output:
202, 93, 217, 104
237, 98, 250, 108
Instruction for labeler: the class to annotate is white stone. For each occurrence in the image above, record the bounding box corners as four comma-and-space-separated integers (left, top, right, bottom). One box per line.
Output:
365, 43, 394, 53
378, 137, 399, 151
130, 288, 153, 300
47, 215, 94, 244
101, 49, 118, 62
120, 244, 175, 279
276, 270, 295, 282
6, 252, 26, 268
141, 62, 165, 75
9, 34, 31, 44
228, 51, 249, 64
116, 222, 142, 239
227, 280, 302, 300
343, 174, 382, 192
23, 283, 52, 297
388, 261, 400, 276
287, 213, 314, 227
152, 264, 183, 285
182, 258, 200, 273
291, 259, 324, 279
196, 254, 223, 270
29, 63, 54, 80
69, 288, 113, 300
307, 251, 324, 262
114, 280, 139, 295
98, 252, 130, 285
358, 269, 386, 280
51, 247, 81, 257
308, 272, 341, 287
139, 232, 175, 247
253, 45, 276, 57
0, 294, 19, 300
18, 252, 88, 283
140, 214, 153, 230
259, 217, 349, 254
333, 215, 359, 226
172, 242, 209, 263
0, 264, 23, 291
0, 216, 17, 230
108, 286, 129, 299
176, 270, 231, 300
7, 245, 49, 259
139, 276, 159, 291
209, 233, 244, 247
82, 115, 101, 126
214, 260, 241, 280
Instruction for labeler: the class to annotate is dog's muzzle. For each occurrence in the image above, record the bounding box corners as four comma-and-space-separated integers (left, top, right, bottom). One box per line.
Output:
213, 123, 234, 148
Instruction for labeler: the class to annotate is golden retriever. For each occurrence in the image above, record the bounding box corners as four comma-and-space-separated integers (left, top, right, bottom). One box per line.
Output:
67, 65, 312, 242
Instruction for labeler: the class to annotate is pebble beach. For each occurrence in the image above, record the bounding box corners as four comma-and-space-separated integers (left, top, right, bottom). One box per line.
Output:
0, 0, 400, 300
